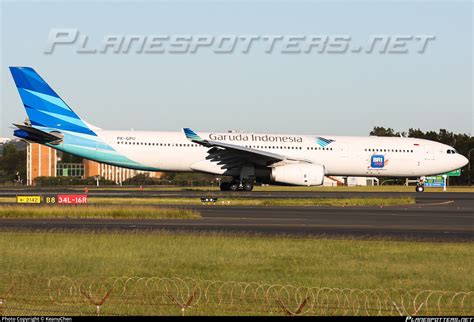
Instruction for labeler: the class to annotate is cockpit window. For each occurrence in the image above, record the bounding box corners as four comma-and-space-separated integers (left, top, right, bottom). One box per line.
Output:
446, 149, 456, 154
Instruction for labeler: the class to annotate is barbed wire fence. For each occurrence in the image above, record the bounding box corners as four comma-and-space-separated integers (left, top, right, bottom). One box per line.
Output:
0, 276, 472, 316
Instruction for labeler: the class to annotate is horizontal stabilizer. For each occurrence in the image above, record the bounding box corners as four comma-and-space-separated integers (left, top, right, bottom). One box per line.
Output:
13, 123, 63, 144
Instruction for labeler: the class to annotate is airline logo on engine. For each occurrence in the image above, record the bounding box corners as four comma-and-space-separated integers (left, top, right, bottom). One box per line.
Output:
371, 155, 385, 168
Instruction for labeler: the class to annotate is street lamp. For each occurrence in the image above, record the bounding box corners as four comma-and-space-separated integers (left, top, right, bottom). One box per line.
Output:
468, 148, 474, 186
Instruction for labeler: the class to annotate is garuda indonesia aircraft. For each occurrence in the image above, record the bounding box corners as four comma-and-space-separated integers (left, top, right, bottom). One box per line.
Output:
9, 67, 468, 192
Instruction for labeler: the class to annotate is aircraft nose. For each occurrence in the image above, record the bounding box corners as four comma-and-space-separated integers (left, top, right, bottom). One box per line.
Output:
459, 154, 469, 168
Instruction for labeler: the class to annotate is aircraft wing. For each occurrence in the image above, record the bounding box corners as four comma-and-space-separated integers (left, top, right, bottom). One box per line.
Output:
183, 128, 311, 169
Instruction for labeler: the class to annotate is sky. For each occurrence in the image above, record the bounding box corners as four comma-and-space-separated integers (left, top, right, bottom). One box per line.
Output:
0, 0, 472, 138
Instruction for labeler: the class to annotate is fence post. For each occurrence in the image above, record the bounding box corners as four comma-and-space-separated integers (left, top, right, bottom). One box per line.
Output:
276, 297, 309, 316
81, 287, 113, 317
167, 288, 197, 316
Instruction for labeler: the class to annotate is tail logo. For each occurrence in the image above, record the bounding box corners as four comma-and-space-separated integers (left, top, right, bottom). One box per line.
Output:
183, 128, 202, 141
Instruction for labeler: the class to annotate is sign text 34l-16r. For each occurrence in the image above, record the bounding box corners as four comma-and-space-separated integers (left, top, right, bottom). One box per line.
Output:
57, 194, 88, 204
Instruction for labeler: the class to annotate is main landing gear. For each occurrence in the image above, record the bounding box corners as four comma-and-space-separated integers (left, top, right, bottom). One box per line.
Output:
220, 178, 254, 191
416, 177, 425, 193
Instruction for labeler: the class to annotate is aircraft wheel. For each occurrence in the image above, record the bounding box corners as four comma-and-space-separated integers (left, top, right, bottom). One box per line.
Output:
415, 185, 425, 193
220, 182, 230, 191
243, 182, 254, 192
229, 182, 240, 191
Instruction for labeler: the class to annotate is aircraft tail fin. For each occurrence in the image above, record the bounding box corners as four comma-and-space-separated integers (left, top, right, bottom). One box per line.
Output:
9, 67, 98, 136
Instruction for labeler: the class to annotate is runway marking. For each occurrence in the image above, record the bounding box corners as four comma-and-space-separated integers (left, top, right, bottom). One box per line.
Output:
414, 200, 455, 207
207, 216, 306, 222
198, 208, 473, 219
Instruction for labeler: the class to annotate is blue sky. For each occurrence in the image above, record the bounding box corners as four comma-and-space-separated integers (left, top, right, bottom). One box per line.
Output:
1, 1, 472, 137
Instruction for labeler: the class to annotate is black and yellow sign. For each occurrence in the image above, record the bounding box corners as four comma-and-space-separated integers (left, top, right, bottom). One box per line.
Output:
16, 195, 41, 204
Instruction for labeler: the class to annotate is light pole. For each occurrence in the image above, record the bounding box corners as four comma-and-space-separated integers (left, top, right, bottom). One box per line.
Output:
468, 148, 474, 186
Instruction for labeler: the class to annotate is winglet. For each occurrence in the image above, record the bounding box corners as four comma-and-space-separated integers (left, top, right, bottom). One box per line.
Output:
183, 128, 202, 141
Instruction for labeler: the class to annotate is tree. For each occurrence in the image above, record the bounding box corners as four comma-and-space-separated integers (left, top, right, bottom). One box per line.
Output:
0, 143, 26, 182
370, 126, 399, 137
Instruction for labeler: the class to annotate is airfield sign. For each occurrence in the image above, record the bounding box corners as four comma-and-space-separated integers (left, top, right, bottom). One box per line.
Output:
442, 169, 461, 177
16, 195, 41, 204
424, 176, 446, 188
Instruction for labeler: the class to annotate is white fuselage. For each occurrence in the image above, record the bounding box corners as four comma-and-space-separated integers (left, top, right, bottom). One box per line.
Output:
94, 130, 466, 178
10, 67, 468, 184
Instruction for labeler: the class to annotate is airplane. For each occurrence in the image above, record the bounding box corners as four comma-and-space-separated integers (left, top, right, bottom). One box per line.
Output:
9, 67, 468, 192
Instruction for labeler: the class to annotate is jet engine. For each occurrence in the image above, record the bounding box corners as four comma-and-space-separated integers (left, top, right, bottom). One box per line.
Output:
270, 163, 325, 186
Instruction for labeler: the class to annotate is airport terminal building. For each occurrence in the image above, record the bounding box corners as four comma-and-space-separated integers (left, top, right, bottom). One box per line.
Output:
26, 143, 162, 185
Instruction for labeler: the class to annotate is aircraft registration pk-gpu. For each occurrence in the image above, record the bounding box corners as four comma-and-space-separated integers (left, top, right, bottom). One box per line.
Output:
9, 67, 468, 191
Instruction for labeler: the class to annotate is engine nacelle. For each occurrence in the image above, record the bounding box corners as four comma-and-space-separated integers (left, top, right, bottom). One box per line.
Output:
270, 163, 325, 186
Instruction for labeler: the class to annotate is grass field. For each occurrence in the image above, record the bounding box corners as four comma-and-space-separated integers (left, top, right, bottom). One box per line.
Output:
0, 231, 472, 291
0, 205, 200, 219
90, 196, 415, 207
0, 196, 416, 207
1, 231, 472, 315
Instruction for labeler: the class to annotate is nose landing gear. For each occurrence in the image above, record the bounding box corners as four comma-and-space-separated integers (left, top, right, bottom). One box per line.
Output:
416, 177, 425, 193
